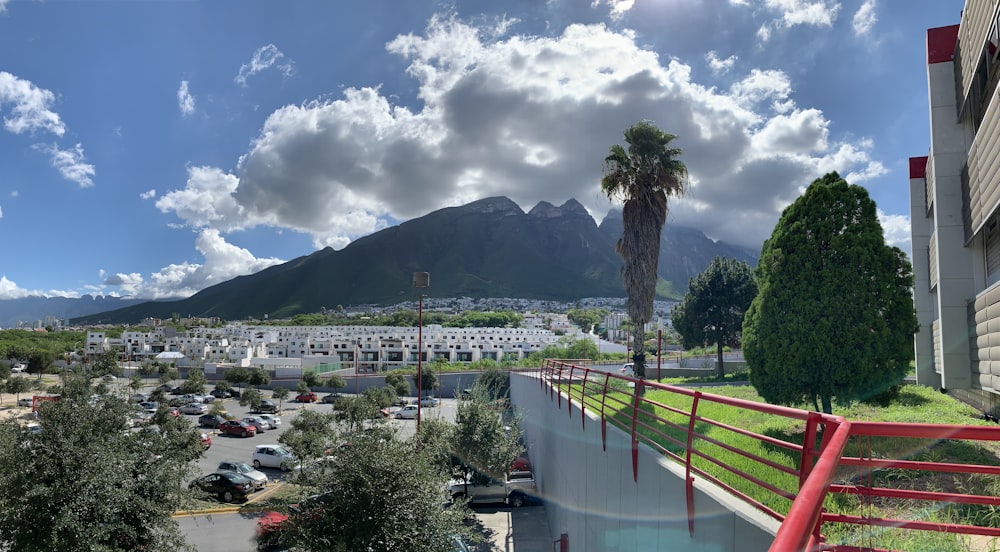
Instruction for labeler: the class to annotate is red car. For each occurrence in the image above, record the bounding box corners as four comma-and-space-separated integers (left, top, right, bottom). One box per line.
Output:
295, 392, 317, 403
200, 433, 212, 449
219, 420, 257, 438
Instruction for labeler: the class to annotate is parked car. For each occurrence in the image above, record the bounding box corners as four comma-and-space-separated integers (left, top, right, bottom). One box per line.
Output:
132, 393, 149, 403
511, 453, 532, 472
242, 416, 272, 432
219, 420, 257, 438
218, 460, 268, 490
420, 397, 440, 407
198, 414, 226, 429
321, 393, 342, 404
251, 444, 299, 471
180, 394, 204, 404
179, 403, 208, 415
209, 388, 232, 399
17, 397, 32, 408
621, 363, 635, 377
167, 407, 181, 417
257, 414, 281, 428
188, 472, 253, 503
169, 387, 184, 395
449, 470, 536, 507
138, 401, 158, 414
101, 374, 117, 382
294, 392, 317, 403
395, 405, 419, 419
200, 433, 212, 449
251, 400, 279, 414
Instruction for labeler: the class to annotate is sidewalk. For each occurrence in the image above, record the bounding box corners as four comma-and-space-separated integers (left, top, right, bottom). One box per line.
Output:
473, 504, 554, 552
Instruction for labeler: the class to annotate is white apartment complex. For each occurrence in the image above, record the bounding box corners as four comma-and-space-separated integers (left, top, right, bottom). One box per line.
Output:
910, 0, 1000, 413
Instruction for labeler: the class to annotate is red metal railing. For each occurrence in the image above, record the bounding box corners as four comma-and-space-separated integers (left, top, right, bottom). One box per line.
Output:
538, 360, 1000, 551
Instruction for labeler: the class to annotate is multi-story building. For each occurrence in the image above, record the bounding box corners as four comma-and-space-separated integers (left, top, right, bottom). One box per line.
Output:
910, 0, 1000, 413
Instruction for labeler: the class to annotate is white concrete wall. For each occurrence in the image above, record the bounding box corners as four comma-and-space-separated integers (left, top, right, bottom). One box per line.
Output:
511, 373, 780, 552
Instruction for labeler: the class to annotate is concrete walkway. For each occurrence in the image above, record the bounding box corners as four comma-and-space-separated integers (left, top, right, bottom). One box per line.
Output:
471, 504, 554, 552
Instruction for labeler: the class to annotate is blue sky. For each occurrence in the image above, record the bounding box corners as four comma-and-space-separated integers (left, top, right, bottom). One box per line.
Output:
0, 0, 964, 301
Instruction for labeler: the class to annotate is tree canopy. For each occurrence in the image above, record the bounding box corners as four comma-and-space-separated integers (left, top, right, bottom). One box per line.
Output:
601, 121, 686, 378
742, 172, 918, 414
671, 257, 757, 377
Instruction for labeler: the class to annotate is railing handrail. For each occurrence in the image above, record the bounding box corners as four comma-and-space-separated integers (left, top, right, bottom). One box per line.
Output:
537, 359, 1000, 552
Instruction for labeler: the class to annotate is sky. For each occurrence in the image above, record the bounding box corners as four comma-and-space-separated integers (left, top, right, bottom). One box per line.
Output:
0, 0, 965, 302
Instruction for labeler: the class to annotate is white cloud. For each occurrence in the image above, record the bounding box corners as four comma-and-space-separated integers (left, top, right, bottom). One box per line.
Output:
153, 15, 888, 256
706, 51, 738, 75
764, 0, 840, 28
0, 0, 8, 15
852, 0, 877, 37
10, 190, 18, 198
0, 276, 32, 299
234, 44, 295, 87
0, 204, 3, 219
34, 143, 95, 187
591, 0, 635, 20
118, 229, 285, 299
0, 71, 65, 136
177, 80, 195, 116
878, 209, 910, 255
140, 189, 156, 200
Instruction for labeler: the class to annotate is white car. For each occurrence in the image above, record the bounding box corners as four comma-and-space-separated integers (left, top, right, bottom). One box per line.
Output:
17, 397, 33, 408
242, 416, 271, 432
395, 405, 419, 419
621, 363, 635, 377
419, 397, 439, 407
252, 444, 299, 471
257, 414, 281, 428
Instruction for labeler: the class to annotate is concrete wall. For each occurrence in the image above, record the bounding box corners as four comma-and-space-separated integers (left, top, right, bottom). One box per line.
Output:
511, 373, 779, 552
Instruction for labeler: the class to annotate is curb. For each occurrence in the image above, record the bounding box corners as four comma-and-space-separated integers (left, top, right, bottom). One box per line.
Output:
172, 482, 287, 518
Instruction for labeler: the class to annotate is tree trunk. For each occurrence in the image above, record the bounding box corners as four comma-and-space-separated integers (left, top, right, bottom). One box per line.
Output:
821, 395, 833, 415
812, 395, 821, 413
716, 342, 725, 379
633, 326, 646, 379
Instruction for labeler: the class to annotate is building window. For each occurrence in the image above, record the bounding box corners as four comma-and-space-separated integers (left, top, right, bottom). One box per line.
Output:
987, 213, 1000, 287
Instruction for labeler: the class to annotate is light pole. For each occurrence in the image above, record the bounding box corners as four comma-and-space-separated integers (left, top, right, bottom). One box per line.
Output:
354, 339, 360, 395
413, 271, 429, 431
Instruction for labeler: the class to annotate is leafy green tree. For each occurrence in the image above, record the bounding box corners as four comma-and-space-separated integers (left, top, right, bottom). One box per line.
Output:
213, 380, 233, 396
742, 172, 918, 414
240, 388, 262, 410
5, 376, 31, 403
259, 431, 470, 552
335, 396, 379, 433
296, 379, 310, 394
181, 367, 207, 394
567, 308, 607, 333
302, 370, 321, 388
602, 121, 687, 378
671, 257, 758, 378
384, 372, 411, 397
164, 367, 180, 386
363, 386, 396, 409
91, 350, 121, 377
129, 374, 144, 394
452, 384, 524, 480
324, 374, 346, 393
248, 367, 271, 390
138, 362, 157, 384
27, 350, 55, 379
224, 365, 250, 394
278, 410, 339, 484
419, 369, 438, 399
0, 372, 200, 551
477, 367, 510, 400
271, 387, 289, 410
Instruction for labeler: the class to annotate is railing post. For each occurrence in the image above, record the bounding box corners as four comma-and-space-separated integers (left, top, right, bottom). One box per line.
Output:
580, 367, 587, 430
685, 391, 702, 536
799, 411, 820, 487
631, 379, 644, 482
600, 373, 610, 452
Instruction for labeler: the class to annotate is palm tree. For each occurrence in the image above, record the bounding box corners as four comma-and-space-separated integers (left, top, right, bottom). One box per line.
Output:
601, 121, 687, 379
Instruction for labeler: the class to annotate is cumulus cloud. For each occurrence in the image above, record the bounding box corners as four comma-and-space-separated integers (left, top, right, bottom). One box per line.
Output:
153, 15, 887, 255
765, 0, 840, 28
33, 143, 95, 187
706, 51, 738, 75
108, 229, 285, 299
0, 205, 3, 219
591, 0, 634, 20
234, 44, 295, 87
852, 0, 877, 37
0, 276, 32, 300
177, 80, 195, 116
0, 0, 7, 14
0, 71, 65, 136
878, 209, 910, 255
140, 189, 156, 200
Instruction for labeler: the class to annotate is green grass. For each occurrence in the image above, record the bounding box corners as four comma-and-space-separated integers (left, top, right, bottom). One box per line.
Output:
566, 383, 1000, 551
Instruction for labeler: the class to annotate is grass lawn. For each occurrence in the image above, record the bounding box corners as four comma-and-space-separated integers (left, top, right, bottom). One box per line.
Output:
568, 382, 1000, 551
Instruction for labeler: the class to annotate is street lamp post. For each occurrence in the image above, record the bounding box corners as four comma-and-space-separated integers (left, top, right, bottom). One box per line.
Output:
354, 339, 360, 395
413, 272, 429, 431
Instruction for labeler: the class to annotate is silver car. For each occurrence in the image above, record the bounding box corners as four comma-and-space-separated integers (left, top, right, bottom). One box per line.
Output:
242, 416, 271, 432
217, 460, 268, 490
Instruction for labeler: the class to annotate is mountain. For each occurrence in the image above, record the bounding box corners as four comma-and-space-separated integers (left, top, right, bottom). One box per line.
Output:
0, 295, 147, 329
59, 196, 758, 325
